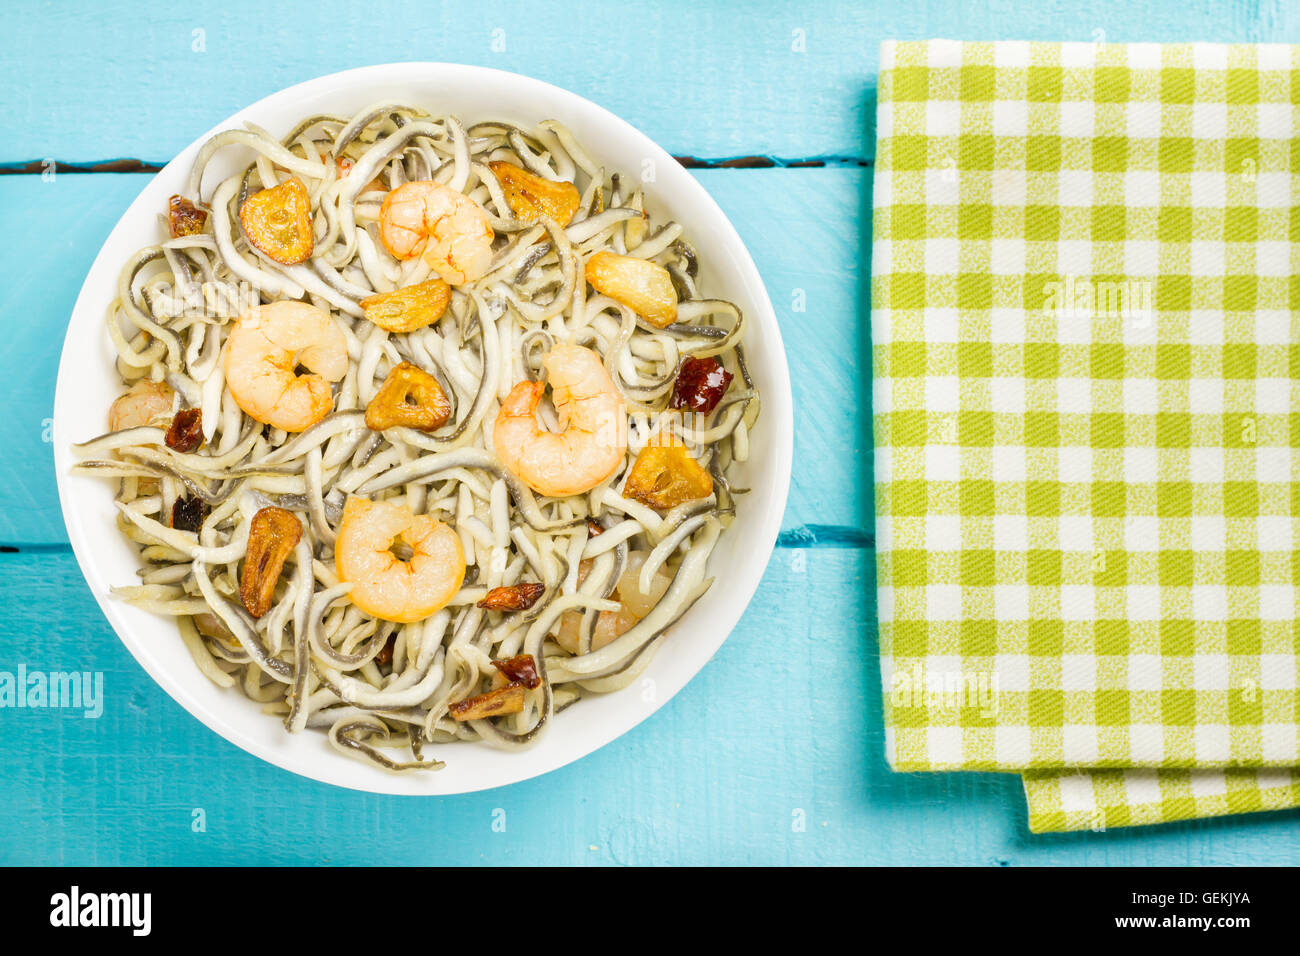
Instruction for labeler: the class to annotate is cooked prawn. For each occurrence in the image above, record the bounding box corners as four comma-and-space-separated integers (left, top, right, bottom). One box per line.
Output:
109, 379, 175, 430
335, 496, 466, 623
223, 300, 348, 432
379, 181, 495, 285
555, 552, 673, 654
493, 343, 627, 497
107, 379, 175, 496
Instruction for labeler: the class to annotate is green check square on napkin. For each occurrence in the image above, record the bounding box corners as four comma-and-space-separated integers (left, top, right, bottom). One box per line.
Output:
871, 40, 1300, 832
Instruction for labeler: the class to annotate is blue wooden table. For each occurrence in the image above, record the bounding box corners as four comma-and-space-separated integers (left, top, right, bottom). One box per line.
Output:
3, 0, 1300, 865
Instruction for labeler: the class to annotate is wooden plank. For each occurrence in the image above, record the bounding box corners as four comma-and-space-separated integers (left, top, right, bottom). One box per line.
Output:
0, 168, 867, 544
1, 0, 864, 163
0, 175, 150, 545
6, 548, 1296, 865
6, 0, 1297, 165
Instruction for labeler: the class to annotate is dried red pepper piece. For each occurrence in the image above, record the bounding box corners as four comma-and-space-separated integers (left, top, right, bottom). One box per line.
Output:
669, 356, 733, 414
168, 195, 208, 237
490, 654, 542, 689
477, 583, 545, 612
165, 407, 203, 453
171, 495, 209, 533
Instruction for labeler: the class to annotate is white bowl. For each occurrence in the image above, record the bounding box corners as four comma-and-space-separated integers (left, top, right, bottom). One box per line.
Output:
53, 63, 793, 795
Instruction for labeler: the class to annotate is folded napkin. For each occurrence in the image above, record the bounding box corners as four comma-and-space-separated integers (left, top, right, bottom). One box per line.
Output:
871, 40, 1300, 832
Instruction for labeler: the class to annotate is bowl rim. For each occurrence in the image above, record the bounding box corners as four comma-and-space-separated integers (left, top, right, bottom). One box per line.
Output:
53, 61, 794, 795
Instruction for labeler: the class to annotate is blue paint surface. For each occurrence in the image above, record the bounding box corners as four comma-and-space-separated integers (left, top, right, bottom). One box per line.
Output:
2, 0, 1299, 865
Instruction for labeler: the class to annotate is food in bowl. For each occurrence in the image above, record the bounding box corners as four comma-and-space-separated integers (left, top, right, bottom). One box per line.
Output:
71, 104, 760, 771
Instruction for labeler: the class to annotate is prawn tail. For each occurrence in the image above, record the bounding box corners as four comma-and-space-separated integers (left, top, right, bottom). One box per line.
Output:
500, 380, 546, 417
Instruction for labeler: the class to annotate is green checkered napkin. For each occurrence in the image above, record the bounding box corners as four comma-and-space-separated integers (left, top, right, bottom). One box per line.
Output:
871, 40, 1300, 832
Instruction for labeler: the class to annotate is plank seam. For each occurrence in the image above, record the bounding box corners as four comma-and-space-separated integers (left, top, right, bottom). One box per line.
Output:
0, 156, 873, 175
2, 524, 875, 553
